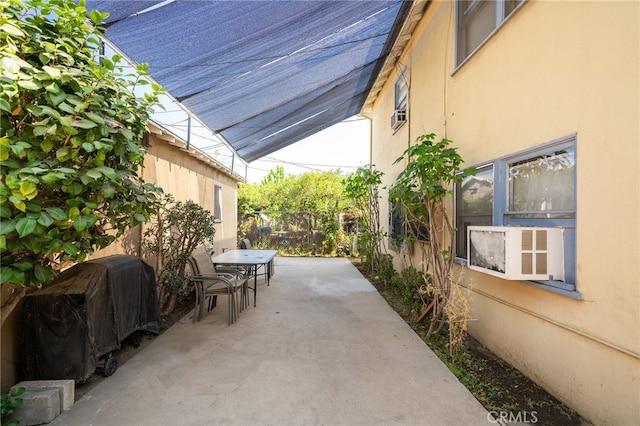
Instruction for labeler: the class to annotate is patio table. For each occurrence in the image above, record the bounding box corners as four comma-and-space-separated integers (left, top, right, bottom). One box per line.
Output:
211, 249, 278, 307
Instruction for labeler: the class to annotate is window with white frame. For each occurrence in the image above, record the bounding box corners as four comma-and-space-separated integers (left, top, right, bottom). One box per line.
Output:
391, 67, 408, 130
394, 67, 408, 110
213, 185, 222, 223
455, 135, 577, 291
456, 0, 525, 66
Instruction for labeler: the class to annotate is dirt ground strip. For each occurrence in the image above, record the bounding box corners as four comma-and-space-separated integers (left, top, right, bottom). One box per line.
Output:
363, 264, 585, 426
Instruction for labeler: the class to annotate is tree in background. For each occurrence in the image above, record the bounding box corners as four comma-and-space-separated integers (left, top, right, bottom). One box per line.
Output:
0, 0, 164, 319
237, 166, 286, 216
342, 165, 385, 274
238, 168, 354, 255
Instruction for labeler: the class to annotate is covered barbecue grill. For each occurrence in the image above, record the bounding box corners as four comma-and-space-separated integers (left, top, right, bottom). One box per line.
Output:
22, 255, 160, 383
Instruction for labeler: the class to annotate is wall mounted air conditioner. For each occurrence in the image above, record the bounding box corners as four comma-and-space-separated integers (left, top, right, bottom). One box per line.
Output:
390, 109, 406, 130
467, 226, 564, 281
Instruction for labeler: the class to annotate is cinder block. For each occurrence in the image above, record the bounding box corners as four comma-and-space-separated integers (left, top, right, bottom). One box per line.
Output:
11, 380, 74, 411
6, 389, 60, 426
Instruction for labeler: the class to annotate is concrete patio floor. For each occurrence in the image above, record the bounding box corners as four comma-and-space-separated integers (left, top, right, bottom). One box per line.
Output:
50, 257, 490, 426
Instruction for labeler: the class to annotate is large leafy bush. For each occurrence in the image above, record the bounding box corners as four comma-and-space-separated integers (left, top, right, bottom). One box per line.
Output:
0, 0, 163, 287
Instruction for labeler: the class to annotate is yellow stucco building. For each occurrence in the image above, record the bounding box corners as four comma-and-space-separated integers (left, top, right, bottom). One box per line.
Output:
364, 1, 639, 424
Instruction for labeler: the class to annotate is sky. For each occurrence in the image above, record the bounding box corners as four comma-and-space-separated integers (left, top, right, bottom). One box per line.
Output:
242, 116, 371, 183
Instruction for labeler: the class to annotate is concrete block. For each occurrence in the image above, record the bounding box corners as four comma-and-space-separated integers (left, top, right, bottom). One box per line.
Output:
6, 389, 60, 426
11, 380, 74, 411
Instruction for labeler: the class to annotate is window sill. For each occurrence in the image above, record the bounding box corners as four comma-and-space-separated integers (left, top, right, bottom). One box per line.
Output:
455, 257, 468, 266
391, 121, 406, 134
454, 258, 582, 300
519, 279, 582, 300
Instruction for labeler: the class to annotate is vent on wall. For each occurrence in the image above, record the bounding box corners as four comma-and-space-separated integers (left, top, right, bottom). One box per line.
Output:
467, 226, 564, 281
390, 109, 406, 130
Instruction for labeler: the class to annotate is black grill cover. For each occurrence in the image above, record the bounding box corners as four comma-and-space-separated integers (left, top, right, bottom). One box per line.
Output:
22, 255, 160, 383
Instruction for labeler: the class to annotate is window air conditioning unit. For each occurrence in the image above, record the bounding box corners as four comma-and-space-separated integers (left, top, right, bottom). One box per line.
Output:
467, 226, 564, 281
390, 109, 406, 129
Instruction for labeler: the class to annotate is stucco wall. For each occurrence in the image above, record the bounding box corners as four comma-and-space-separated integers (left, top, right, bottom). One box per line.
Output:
141, 135, 239, 256
369, 1, 639, 424
94, 130, 240, 260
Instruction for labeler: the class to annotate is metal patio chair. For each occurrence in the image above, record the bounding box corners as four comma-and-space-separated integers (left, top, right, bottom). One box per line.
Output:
187, 251, 248, 325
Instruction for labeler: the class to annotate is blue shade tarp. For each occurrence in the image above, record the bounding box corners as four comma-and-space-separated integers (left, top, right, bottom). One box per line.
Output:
87, 1, 409, 162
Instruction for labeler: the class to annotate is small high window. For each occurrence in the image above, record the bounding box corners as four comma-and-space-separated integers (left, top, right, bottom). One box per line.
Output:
391, 68, 408, 131
394, 67, 408, 110
214, 185, 223, 223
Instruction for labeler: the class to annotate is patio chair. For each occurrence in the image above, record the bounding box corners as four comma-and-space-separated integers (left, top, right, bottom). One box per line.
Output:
204, 250, 250, 312
238, 238, 271, 283
238, 238, 255, 276
208, 244, 251, 282
187, 251, 248, 325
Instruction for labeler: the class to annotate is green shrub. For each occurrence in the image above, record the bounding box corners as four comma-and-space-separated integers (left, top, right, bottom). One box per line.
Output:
377, 254, 397, 287
1, 387, 24, 426
391, 267, 426, 312
143, 195, 216, 316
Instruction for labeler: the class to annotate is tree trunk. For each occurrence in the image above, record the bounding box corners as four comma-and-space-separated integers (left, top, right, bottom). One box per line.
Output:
157, 285, 168, 314
161, 290, 177, 317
